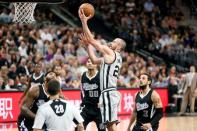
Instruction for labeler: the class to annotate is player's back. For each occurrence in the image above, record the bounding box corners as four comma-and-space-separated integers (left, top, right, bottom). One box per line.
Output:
38, 99, 83, 131
100, 51, 122, 91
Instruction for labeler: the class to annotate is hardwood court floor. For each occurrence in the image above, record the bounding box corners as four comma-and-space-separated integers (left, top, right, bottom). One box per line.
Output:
86, 116, 197, 131
0, 116, 197, 131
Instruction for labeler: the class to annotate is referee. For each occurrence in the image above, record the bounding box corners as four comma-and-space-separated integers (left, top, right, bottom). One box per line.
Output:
33, 79, 84, 131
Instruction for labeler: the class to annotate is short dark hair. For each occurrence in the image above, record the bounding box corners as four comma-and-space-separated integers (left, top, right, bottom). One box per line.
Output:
47, 79, 60, 96
140, 73, 152, 85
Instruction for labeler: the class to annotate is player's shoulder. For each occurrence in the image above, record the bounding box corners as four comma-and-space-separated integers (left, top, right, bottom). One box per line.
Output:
61, 100, 78, 110
59, 98, 68, 103
29, 84, 40, 91
38, 100, 51, 111
82, 72, 87, 77
114, 51, 122, 61
115, 51, 121, 57
151, 90, 160, 100
42, 99, 52, 106
151, 90, 159, 95
28, 85, 40, 97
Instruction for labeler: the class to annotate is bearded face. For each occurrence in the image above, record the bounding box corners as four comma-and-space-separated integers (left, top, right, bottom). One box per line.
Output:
139, 74, 151, 90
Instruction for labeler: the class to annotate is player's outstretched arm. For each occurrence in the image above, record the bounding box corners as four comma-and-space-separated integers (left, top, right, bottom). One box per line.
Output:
127, 107, 137, 131
87, 45, 102, 64
78, 8, 115, 63
79, 35, 102, 64
79, 33, 115, 64
78, 8, 93, 40
21, 86, 39, 119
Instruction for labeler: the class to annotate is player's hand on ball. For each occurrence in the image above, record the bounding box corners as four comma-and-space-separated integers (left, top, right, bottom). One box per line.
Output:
141, 123, 152, 130
78, 8, 92, 23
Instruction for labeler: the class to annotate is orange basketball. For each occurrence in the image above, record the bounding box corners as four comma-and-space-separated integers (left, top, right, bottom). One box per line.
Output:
79, 3, 95, 18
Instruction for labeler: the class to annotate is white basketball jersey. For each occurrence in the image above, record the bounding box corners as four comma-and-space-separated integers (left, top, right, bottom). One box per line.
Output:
33, 99, 84, 131
100, 51, 122, 91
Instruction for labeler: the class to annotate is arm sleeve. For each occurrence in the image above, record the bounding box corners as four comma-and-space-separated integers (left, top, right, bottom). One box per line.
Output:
150, 108, 163, 127
32, 107, 45, 129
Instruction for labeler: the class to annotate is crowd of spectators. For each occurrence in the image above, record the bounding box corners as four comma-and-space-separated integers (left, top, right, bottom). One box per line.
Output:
0, 24, 87, 90
95, 0, 197, 67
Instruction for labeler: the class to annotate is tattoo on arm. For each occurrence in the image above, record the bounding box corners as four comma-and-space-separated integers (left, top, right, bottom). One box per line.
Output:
152, 91, 163, 108
21, 86, 38, 119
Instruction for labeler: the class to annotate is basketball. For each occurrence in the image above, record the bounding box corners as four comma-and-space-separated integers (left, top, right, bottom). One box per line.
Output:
79, 3, 95, 18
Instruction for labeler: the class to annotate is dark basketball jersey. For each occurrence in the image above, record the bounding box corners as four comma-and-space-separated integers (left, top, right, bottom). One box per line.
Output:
81, 71, 100, 106
30, 73, 44, 87
135, 89, 158, 128
30, 84, 49, 114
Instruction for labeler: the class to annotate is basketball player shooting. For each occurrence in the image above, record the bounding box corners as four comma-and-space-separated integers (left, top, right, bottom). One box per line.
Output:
127, 73, 163, 131
78, 8, 126, 131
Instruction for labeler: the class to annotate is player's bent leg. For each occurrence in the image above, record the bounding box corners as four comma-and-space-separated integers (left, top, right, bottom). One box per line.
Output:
99, 91, 121, 131
95, 116, 106, 131
74, 106, 91, 131
18, 116, 33, 131
95, 122, 106, 131
95, 105, 106, 131
132, 125, 143, 131
152, 126, 159, 131
132, 125, 158, 131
